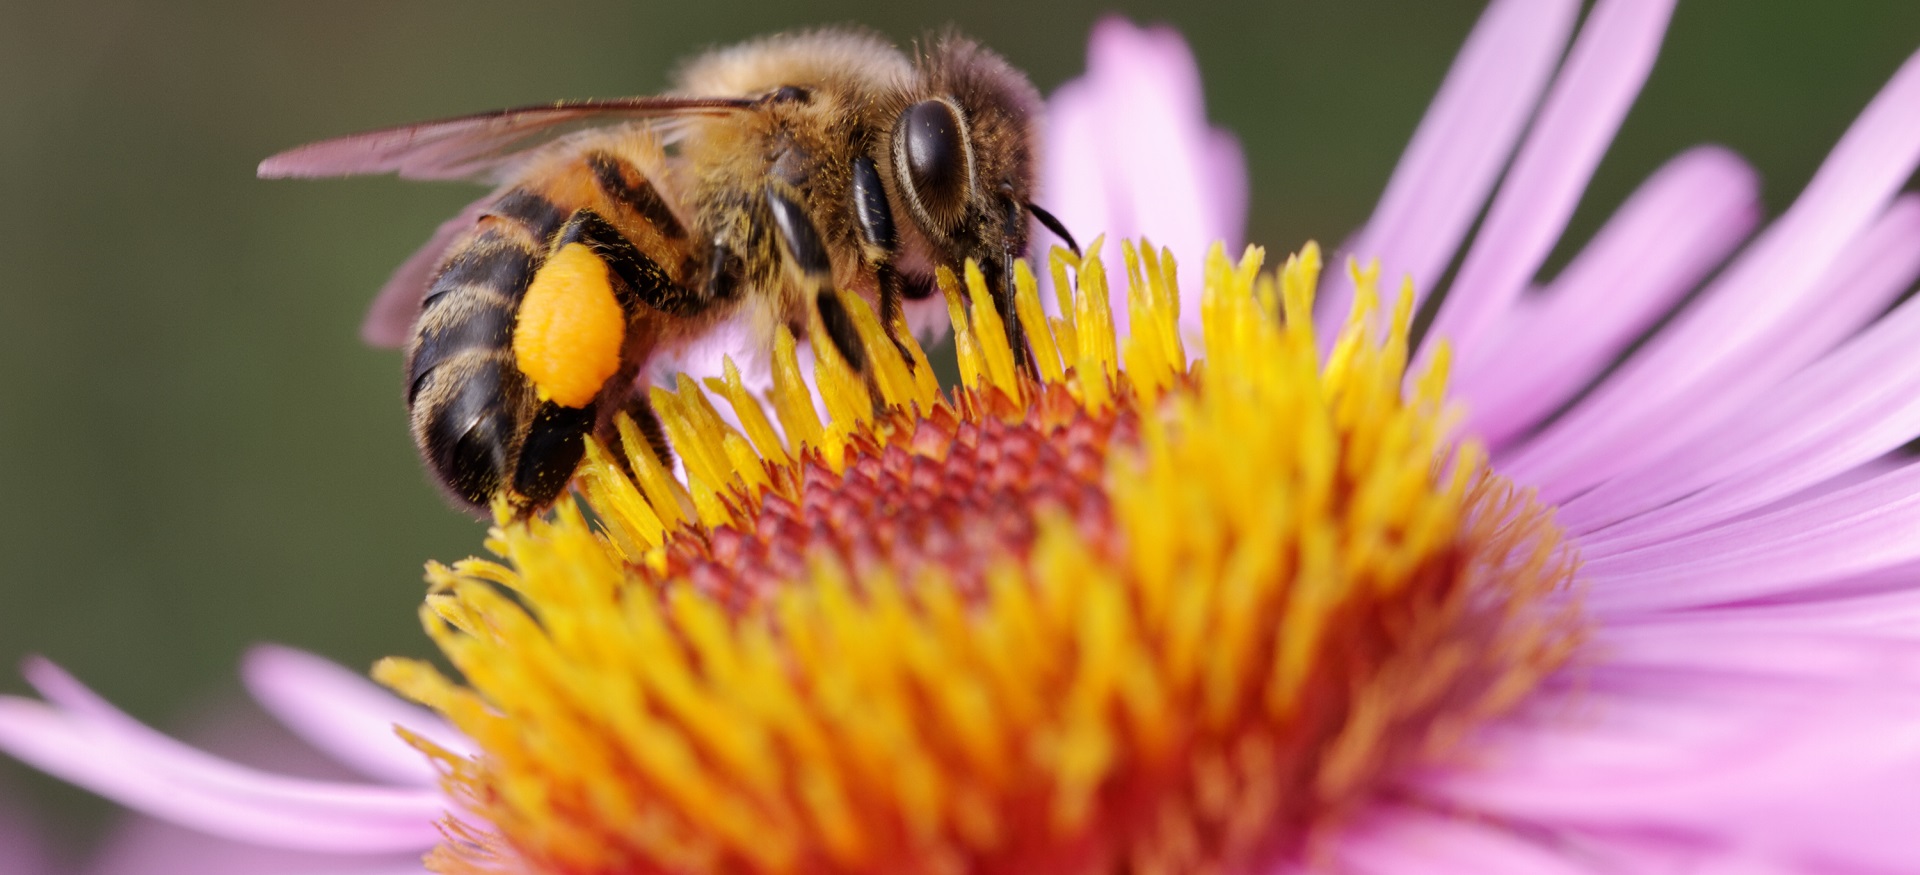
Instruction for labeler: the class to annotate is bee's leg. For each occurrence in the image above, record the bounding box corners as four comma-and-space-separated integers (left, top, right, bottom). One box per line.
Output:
813, 289, 867, 376
520, 207, 694, 509
700, 242, 743, 307
996, 197, 1038, 378
995, 256, 1036, 377
590, 381, 673, 483
849, 156, 917, 366
766, 184, 873, 383
623, 392, 673, 468
511, 399, 598, 515
550, 208, 702, 318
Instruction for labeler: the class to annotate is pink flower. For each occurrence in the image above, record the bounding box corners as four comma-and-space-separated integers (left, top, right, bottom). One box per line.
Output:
1311, 0, 1920, 867
0, 785, 55, 875
1040, 16, 1247, 334
10, 2, 1920, 871
0, 647, 449, 873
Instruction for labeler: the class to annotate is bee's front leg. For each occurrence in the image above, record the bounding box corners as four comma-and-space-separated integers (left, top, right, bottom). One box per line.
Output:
765, 183, 871, 380
992, 196, 1039, 379
849, 155, 918, 366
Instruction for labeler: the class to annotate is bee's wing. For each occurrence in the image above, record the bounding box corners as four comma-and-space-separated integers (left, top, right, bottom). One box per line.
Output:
257, 97, 756, 183
360, 196, 495, 348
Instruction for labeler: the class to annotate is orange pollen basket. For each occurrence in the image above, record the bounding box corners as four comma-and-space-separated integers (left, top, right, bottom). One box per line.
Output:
375, 240, 1584, 875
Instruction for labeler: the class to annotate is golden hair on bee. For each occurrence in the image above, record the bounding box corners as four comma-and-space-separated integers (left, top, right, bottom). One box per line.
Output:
259, 26, 1078, 517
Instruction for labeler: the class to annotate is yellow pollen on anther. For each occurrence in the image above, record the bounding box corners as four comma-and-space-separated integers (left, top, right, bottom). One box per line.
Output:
378, 239, 1583, 875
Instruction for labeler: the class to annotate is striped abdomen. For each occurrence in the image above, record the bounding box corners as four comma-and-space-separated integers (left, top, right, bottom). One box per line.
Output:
403, 142, 695, 514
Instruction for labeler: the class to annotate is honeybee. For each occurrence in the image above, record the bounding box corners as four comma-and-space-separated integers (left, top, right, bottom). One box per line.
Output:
260, 28, 1078, 517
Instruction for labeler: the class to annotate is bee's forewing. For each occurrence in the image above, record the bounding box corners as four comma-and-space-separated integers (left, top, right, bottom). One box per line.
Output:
257, 97, 755, 183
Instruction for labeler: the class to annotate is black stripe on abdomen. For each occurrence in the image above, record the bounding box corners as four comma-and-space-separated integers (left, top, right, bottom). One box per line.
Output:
420, 356, 520, 509
422, 234, 538, 309
489, 188, 568, 244
589, 151, 687, 239
409, 234, 536, 403
407, 296, 516, 403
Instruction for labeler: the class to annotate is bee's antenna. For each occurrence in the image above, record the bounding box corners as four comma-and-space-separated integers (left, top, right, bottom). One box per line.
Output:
1025, 202, 1080, 258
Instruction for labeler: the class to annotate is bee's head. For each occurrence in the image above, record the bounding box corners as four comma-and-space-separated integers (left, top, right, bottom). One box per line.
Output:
890, 32, 1055, 270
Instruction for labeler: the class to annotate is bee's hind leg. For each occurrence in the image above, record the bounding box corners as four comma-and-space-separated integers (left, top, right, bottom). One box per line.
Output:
575, 360, 674, 493
532, 208, 691, 495
549, 208, 704, 318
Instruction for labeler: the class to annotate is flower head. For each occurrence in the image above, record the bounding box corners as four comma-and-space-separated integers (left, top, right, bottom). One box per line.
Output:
9, 2, 1920, 873
374, 246, 1577, 875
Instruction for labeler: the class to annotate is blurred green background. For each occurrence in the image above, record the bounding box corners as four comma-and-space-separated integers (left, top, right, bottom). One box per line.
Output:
4, 0, 1919, 857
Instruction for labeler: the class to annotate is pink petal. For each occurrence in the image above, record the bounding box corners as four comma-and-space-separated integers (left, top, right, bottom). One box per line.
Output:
1040, 17, 1246, 333
1455, 146, 1760, 445
0, 662, 443, 853
1598, 573, 1920, 640
1325, 813, 1818, 874
242, 645, 467, 787
1323, 806, 1593, 875
1323, 0, 1580, 335
1580, 460, 1920, 615
1565, 208, 1920, 546
1421, 632, 1920, 873
0, 787, 53, 875
1040, 79, 1111, 254
1087, 18, 1244, 245
86, 685, 434, 875
89, 815, 428, 875
1422, 0, 1677, 364
1586, 456, 1917, 562
1588, 623, 1920, 684
1509, 196, 1920, 502
1660, 590, 1920, 649
1501, 45, 1920, 498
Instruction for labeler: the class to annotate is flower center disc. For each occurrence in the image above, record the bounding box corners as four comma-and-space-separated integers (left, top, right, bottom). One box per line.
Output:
670, 381, 1131, 610
378, 240, 1582, 875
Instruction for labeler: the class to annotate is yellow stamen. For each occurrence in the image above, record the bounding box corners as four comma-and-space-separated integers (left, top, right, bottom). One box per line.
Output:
705, 357, 789, 467
380, 241, 1581, 875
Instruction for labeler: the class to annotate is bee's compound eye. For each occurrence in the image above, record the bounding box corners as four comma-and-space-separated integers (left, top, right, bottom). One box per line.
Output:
894, 99, 972, 228
513, 243, 626, 408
